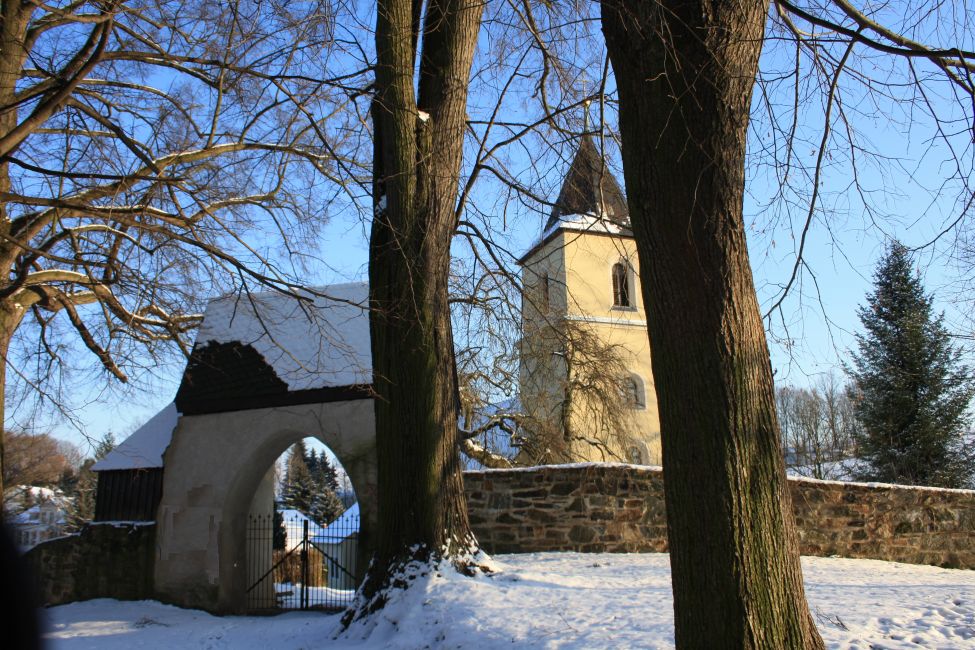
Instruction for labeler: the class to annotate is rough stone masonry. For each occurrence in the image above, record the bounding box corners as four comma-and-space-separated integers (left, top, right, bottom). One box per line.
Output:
464, 464, 975, 569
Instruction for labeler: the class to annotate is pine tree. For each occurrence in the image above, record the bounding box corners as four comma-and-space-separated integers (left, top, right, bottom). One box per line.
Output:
66, 432, 116, 530
280, 443, 345, 523
312, 488, 345, 525
281, 441, 315, 515
315, 451, 340, 492
94, 433, 116, 460
309, 450, 343, 523
849, 242, 975, 488
273, 508, 286, 550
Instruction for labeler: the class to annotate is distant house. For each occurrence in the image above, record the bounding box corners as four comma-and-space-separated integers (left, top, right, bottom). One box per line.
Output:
274, 505, 359, 591
310, 503, 360, 590
6, 486, 72, 550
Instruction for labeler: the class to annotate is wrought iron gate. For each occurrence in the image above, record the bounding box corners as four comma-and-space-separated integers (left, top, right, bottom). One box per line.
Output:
245, 508, 359, 612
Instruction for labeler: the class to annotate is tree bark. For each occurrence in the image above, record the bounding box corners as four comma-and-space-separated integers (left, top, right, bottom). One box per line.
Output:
601, 1, 824, 648
0, 338, 6, 517
355, 0, 484, 615
0, 3, 63, 511
0, 306, 17, 518
0, 0, 27, 503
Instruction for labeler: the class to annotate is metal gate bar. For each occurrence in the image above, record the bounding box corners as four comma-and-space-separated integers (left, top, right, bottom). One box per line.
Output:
245, 508, 359, 612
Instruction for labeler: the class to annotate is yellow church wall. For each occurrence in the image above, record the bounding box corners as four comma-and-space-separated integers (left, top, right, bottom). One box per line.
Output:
518, 234, 570, 451
561, 231, 642, 321
520, 229, 661, 465
520, 234, 568, 321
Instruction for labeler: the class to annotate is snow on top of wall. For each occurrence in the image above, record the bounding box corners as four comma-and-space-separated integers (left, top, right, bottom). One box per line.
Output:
194, 282, 371, 391
467, 461, 663, 474
468, 462, 975, 495
786, 473, 975, 495
92, 403, 178, 471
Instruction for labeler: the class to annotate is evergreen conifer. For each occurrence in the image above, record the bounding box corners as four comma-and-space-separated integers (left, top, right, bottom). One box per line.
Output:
309, 450, 343, 523
281, 441, 316, 515
66, 432, 116, 529
280, 442, 345, 522
273, 508, 286, 550
849, 242, 975, 487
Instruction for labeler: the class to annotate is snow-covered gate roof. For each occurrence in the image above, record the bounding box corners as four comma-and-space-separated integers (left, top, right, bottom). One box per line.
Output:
174, 282, 373, 415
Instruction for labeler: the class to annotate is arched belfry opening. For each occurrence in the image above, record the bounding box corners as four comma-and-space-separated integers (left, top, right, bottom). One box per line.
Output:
94, 283, 381, 613
612, 261, 631, 308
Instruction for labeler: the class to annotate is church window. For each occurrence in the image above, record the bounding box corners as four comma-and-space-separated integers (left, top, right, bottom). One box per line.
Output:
541, 272, 550, 311
612, 262, 631, 307
627, 445, 644, 465
623, 374, 646, 409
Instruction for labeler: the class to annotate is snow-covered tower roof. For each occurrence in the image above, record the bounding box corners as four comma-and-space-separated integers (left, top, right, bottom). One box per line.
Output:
174, 282, 372, 415
518, 137, 631, 265
545, 135, 629, 231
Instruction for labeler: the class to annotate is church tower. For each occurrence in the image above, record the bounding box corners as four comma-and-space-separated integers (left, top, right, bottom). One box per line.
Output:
518, 136, 661, 464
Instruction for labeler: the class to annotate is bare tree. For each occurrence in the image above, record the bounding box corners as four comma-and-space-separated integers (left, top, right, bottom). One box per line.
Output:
517, 315, 643, 464
601, 3, 823, 644
0, 0, 370, 508
451, 265, 648, 469
776, 376, 858, 480
2, 430, 77, 493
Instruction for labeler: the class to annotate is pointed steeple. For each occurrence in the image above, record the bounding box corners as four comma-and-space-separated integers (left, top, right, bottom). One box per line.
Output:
546, 135, 629, 231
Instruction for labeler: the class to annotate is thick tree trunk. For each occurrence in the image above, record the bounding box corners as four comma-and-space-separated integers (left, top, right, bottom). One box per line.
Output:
354, 0, 483, 616
601, 2, 824, 648
0, 338, 6, 516
0, 309, 16, 518
0, 1, 33, 517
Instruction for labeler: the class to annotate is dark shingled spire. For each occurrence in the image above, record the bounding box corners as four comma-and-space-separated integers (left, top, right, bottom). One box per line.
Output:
546, 135, 629, 231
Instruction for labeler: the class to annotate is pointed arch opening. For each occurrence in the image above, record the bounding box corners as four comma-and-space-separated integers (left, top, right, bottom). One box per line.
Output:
612, 261, 632, 308
623, 373, 646, 410
541, 271, 551, 312
248, 437, 359, 611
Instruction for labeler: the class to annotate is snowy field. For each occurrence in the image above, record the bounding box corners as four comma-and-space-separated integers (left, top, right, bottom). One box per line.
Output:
44, 553, 975, 649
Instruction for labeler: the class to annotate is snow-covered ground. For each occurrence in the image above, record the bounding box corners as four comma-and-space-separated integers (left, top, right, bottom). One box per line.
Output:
276, 583, 355, 610
44, 553, 975, 649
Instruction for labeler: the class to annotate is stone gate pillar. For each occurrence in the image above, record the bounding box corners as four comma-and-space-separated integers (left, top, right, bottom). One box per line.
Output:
154, 400, 377, 613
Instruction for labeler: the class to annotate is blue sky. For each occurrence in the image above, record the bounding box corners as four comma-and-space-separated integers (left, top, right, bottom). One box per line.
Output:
49, 174, 968, 457
22, 4, 975, 456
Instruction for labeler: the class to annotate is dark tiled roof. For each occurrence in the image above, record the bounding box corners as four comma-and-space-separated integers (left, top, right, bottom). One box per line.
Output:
173, 339, 371, 415
546, 135, 629, 231
175, 340, 289, 411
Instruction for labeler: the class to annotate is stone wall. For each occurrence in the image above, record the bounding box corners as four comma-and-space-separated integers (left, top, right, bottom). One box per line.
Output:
25, 522, 156, 606
464, 464, 975, 569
